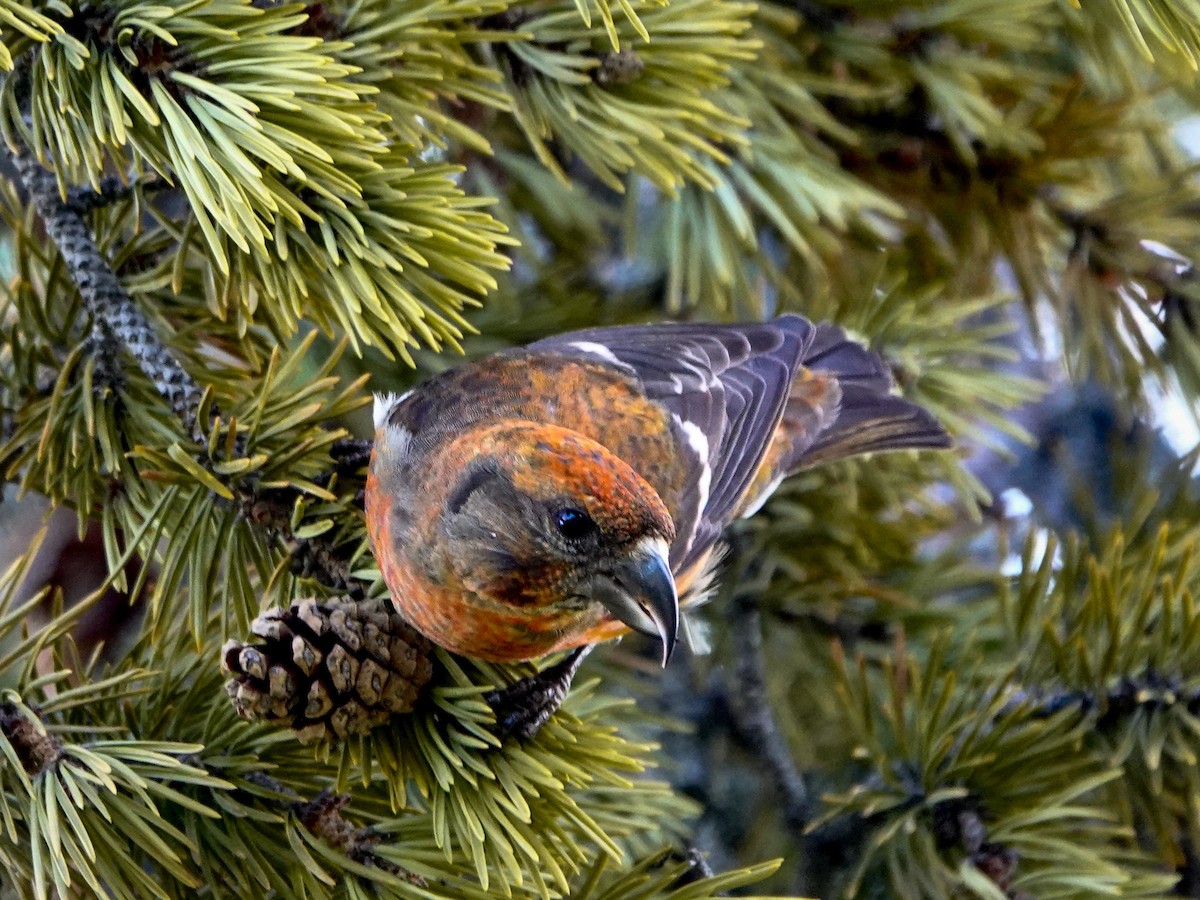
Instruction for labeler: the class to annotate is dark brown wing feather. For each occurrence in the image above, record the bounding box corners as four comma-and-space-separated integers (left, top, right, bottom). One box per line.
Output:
777, 323, 951, 473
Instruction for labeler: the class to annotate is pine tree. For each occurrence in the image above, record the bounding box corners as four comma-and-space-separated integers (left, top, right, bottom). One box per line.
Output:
2, 0, 1200, 897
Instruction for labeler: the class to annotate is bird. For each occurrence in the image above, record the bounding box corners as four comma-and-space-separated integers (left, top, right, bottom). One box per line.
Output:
365, 315, 951, 680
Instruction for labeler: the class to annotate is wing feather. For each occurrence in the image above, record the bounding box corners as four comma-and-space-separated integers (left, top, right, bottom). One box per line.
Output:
530, 316, 814, 570
777, 324, 951, 472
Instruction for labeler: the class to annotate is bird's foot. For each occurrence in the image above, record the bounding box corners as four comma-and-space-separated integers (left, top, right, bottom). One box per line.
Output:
486, 645, 593, 741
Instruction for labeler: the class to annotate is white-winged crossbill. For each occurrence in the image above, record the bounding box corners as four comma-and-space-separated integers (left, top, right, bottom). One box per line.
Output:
366, 316, 950, 665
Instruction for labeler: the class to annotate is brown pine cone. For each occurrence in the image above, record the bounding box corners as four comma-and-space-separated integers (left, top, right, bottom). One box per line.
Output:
223, 598, 434, 742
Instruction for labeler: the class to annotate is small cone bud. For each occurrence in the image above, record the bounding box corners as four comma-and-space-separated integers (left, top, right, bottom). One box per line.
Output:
223, 599, 433, 741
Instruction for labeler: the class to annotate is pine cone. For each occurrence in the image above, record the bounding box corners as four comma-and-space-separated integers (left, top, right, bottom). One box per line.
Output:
223, 598, 434, 742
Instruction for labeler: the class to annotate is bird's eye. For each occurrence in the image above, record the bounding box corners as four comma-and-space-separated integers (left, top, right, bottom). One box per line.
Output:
554, 508, 598, 541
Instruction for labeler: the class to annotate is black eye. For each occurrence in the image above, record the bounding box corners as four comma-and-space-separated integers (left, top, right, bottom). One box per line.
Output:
554, 508, 598, 541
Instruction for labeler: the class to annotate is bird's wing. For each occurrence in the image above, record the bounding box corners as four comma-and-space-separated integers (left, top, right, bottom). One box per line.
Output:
528, 316, 814, 571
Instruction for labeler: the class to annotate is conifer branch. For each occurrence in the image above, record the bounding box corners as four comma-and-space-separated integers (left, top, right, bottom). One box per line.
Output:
8, 145, 205, 436
293, 791, 421, 881
0, 701, 62, 775
204, 765, 423, 883
0, 0, 1194, 893
931, 799, 1023, 899
477, 9, 536, 85
726, 593, 810, 832
238, 438, 374, 594
1004, 672, 1200, 726
664, 847, 718, 889
66, 174, 171, 215
240, 486, 357, 593
1050, 197, 1199, 325
237, 437, 370, 594
808, 777, 1024, 896
325, 438, 374, 490
82, 329, 123, 395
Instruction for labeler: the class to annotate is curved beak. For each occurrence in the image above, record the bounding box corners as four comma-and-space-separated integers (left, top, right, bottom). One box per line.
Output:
585, 537, 678, 666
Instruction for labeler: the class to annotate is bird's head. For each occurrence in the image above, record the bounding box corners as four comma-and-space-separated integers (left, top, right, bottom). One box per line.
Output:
432, 421, 679, 663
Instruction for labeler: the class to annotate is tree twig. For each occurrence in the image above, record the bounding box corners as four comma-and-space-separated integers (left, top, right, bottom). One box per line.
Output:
0, 701, 63, 774
932, 798, 1025, 898
240, 484, 359, 593
1001, 672, 1200, 727
66, 174, 171, 215
726, 592, 810, 832
187, 759, 423, 882
9, 145, 206, 437
234, 435, 374, 593
666, 846, 715, 888
292, 790, 419, 878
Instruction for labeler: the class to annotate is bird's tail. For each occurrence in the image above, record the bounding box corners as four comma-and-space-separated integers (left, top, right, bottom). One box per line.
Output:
783, 324, 951, 472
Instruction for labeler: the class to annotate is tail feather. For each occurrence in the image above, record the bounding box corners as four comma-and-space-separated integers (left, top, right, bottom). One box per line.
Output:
803, 324, 894, 393
792, 386, 951, 470
785, 325, 951, 472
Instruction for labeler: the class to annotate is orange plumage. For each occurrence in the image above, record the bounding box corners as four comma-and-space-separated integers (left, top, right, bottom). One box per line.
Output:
366, 316, 950, 664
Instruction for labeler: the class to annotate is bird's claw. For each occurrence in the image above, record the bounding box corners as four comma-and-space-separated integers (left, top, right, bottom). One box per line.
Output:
486, 645, 593, 741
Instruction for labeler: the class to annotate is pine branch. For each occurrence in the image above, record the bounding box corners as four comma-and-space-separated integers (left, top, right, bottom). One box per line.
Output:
238, 438, 374, 594
8, 145, 205, 436
66, 174, 171, 216
1050, 195, 1199, 327
1002, 673, 1200, 729
240, 486, 358, 593
0, 700, 62, 775
327, 438, 374, 485
476, 8, 537, 86
931, 799, 1023, 898
187, 759, 423, 885
3, 150, 364, 595
725, 592, 810, 832
669, 847, 715, 885
81, 328, 123, 396
806, 789, 1025, 898
292, 792, 423, 883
